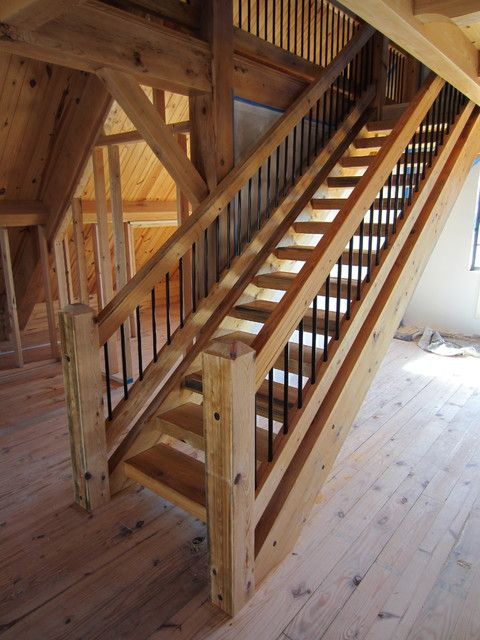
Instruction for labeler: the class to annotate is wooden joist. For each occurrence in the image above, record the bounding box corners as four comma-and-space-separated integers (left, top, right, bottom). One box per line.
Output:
0, 1, 211, 95
97, 69, 208, 207
81, 200, 178, 225
0, 0, 86, 30
95, 121, 191, 147
0, 201, 48, 227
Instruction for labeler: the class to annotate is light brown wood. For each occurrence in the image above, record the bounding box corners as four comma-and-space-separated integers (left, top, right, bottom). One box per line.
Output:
97, 69, 208, 207
251, 74, 445, 388
92, 147, 119, 374
0, 1, 211, 94
105, 92, 371, 489
414, 0, 480, 24
340, 0, 480, 106
71, 199, 89, 305
0, 227, 23, 367
0, 200, 48, 227
96, 24, 374, 345
81, 200, 178, 225
95, 121, 191, 147
58, 304, 110, 510
53, 237, 69, 311
255, 106, 480, 584
124, 222, 137, 339
0, 0, 86, 30
124, 444, 206, 521
37, 225, 60, 360
254, 99, 476, 527
108, 145, 133, 380
62, 235, 74, 304
203, 339, 255, 616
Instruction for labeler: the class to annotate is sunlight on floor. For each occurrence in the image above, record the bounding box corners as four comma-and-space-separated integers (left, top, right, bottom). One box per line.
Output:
402, 344, 480, 388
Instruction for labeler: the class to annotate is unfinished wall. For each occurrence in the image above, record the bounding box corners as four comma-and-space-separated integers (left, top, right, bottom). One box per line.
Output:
403, 160, 480, 337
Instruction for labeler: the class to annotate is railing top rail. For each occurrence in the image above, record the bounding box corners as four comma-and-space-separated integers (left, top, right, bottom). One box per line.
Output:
96, 22, 375, 346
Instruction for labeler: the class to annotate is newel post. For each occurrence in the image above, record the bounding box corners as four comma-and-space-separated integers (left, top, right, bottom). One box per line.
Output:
202, 340, 256, 616
59, 304, 110, 511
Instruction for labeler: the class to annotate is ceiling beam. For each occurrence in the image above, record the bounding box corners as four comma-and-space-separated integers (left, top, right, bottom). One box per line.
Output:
0, 201, 48, 227
0, 0, 86, 30
81, 199, 178, 224
339, 0, 480, 106
97, 68, 208, 207
414, 1, 480, 25
0, 1, 212, 95
95, 121, 190, 147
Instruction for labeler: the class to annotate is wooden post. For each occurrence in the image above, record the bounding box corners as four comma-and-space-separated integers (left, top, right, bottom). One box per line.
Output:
92, 147, 119, 373
176, 133, 193, 316
53, 235, 70, 310
91, 224, 104, 311
37, 225, 60, 359
0, 227, 23, 367
59, 304, 110, 510
202, 339, 255, 616
124, 221, 137, 337
108, 144, 133, 381
373, 33, 389, 119
63, 233, 75, 303
71, 198, 89, 305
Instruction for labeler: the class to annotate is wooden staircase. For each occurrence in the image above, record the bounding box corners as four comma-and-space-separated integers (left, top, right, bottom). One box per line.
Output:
57, 26, 480, 618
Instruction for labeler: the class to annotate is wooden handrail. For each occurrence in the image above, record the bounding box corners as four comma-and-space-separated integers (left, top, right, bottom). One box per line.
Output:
251, 72, 445, 389
96, 23, 375, 346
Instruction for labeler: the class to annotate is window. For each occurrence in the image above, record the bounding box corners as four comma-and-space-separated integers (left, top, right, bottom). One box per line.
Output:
471, 188, 480, 270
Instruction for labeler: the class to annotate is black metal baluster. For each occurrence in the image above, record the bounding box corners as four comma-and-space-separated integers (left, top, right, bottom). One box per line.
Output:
165, 272, 171, 344
408, 132, 416, 205
226, 203, 231, 268
275, 145, 281, 206
367, 204, 374, 281
120, 323, 128, 400
103, 343, 113, 420
268, 368, 274, 462
266, 155, 272, 217
283, 343, 289, 434
357, 220, 364, 300
376, 187, 383, 265
297, 319, 304, 408
215, 216, 220, 281
283, 135, 289, 196
135, 305, 143, 380
385, 173, 392, 247
257, 167, 262, 230
299, 117, 305, 175
203, 229, 208, 297
192, 243, 197, 312
335, 257, 342, 339
292, 125, 297, 186
179, 258, 184, 327
311, 295, 317, 383
237, 189, 242, 252
346, 237, 353, 319
247, 177, 253, 242
323, 275, 330, 360
151, 287, 157, 361
393, 161, 400, 234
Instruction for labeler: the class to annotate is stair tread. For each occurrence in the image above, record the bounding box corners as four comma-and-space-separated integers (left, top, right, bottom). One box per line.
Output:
231, 298, 338, 332
311, 197, 403, 211
354, 135, 389, 149
185, 369, 298, 406
366, 119, 396, 133
294, 220, 394, 236
124, 443, 206, 521
327, 176, 361, 188
254, 270, 351, 298
157, 402, 271, 460
275, 244, 365, 266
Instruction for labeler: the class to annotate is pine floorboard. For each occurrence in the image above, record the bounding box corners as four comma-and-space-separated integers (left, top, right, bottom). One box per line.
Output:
0, 339, 479, 639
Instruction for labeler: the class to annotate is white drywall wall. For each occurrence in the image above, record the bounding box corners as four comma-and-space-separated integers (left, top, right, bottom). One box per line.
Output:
403, 160, 480, 337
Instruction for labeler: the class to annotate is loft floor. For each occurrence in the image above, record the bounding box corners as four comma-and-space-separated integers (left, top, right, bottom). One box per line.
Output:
1, 339, 479, 639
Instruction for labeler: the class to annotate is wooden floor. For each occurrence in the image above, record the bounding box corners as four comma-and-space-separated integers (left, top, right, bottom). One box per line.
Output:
1, 339, 480, 639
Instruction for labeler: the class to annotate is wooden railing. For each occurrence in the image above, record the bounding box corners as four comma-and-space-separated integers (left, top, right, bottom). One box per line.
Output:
97, 24, 375, 470
233, 0, 358, 67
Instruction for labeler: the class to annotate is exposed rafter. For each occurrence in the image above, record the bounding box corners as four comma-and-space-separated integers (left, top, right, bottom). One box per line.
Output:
414, 1, 480, 26
340, 0, 480, 106
0, 0, 86, 30
97, 68, 209, 207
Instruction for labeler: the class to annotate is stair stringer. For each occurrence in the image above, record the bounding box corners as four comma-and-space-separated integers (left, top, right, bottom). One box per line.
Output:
107, 90, 375, 494
254, 108, 480, 583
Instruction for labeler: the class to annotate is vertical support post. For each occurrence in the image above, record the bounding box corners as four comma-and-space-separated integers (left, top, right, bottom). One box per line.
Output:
176, 133, 193, 316
92, 147, 119, 373
124, 221, 137, 337
202, 339, 255, 616
37, 225, 60, 359
59, 304, 110, 510
53, 235, 69, 310
372, 33, 389, 120
63, 233, 75, 303
403, 55, 421, 102
91, 224, 104, 311
0, 227, 23, 367
108, 144, 133, 380
71, 198, 89, 305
